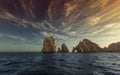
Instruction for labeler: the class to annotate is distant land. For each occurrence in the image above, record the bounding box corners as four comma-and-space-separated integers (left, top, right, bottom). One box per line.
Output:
41, 36, 120, 53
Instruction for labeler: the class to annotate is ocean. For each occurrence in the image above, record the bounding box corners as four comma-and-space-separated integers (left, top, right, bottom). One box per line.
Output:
0, 52, 120, 75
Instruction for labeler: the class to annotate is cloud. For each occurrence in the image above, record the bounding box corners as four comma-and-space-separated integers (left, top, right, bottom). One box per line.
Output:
0, 33, 25, 41
0, 12, 16, 20
67, 31, 77, 35
9, 18, 58, 32
62, 26, 72, 32
44, 21, 57, 31
0, 0, 120, 49
65, 0, 78, 16
40, 31, 68, 40
91, 22, 120, 36
85, 16, 101, 26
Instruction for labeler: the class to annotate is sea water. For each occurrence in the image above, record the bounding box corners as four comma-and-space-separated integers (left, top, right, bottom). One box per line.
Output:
0, 52, 120, 75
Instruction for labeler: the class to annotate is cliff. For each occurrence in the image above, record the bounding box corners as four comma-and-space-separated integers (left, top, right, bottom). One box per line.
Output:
41, 36, 56, 52
72, 39, 102, 52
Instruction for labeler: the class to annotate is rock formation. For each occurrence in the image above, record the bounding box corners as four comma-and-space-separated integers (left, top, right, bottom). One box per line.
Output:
58, 44, 69, 52
73, 39, 102, 52
41, 36, 56, 52
41, 37, 120, 53
57, 47, 61, 52
61, 44, 69, 52
107, 42, 120, 52
72, 47, 77, 52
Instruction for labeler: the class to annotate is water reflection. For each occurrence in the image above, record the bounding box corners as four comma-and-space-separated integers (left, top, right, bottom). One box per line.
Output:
39, 53, 106, 75
40, 53, 57, 74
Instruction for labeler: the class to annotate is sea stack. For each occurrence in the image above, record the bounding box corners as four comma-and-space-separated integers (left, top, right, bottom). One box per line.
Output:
73, 39, 102, 52
61, 44, 69, 52
41, 36, 56, 52
58, 44, 69, 52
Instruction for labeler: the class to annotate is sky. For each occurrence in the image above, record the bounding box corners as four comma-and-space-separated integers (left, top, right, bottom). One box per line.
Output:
0, 0, 120, 52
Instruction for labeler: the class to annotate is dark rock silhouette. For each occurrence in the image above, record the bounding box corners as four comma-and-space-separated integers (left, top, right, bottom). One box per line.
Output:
41, 36, 56, 52
73, 39, 102, 52
107, 42, 120, 51
61, 44, 69, 52
58, 44, 69, 52
57, 47, 61, 52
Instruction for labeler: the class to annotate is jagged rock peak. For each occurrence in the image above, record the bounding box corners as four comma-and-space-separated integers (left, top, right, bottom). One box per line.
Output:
82, 39, 95, 44
83, 39, 91, 42
41, 36, 56, 52
60, 43, 69, 52
75, 39, 102, 52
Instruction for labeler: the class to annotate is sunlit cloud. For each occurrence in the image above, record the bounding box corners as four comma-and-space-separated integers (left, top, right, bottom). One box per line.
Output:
85, 16, 101, 26
41, 31, 68, 40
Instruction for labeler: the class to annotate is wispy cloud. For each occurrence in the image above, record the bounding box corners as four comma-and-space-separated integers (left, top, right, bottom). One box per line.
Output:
0, 33, 25, 41
0, 0, 120, 49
